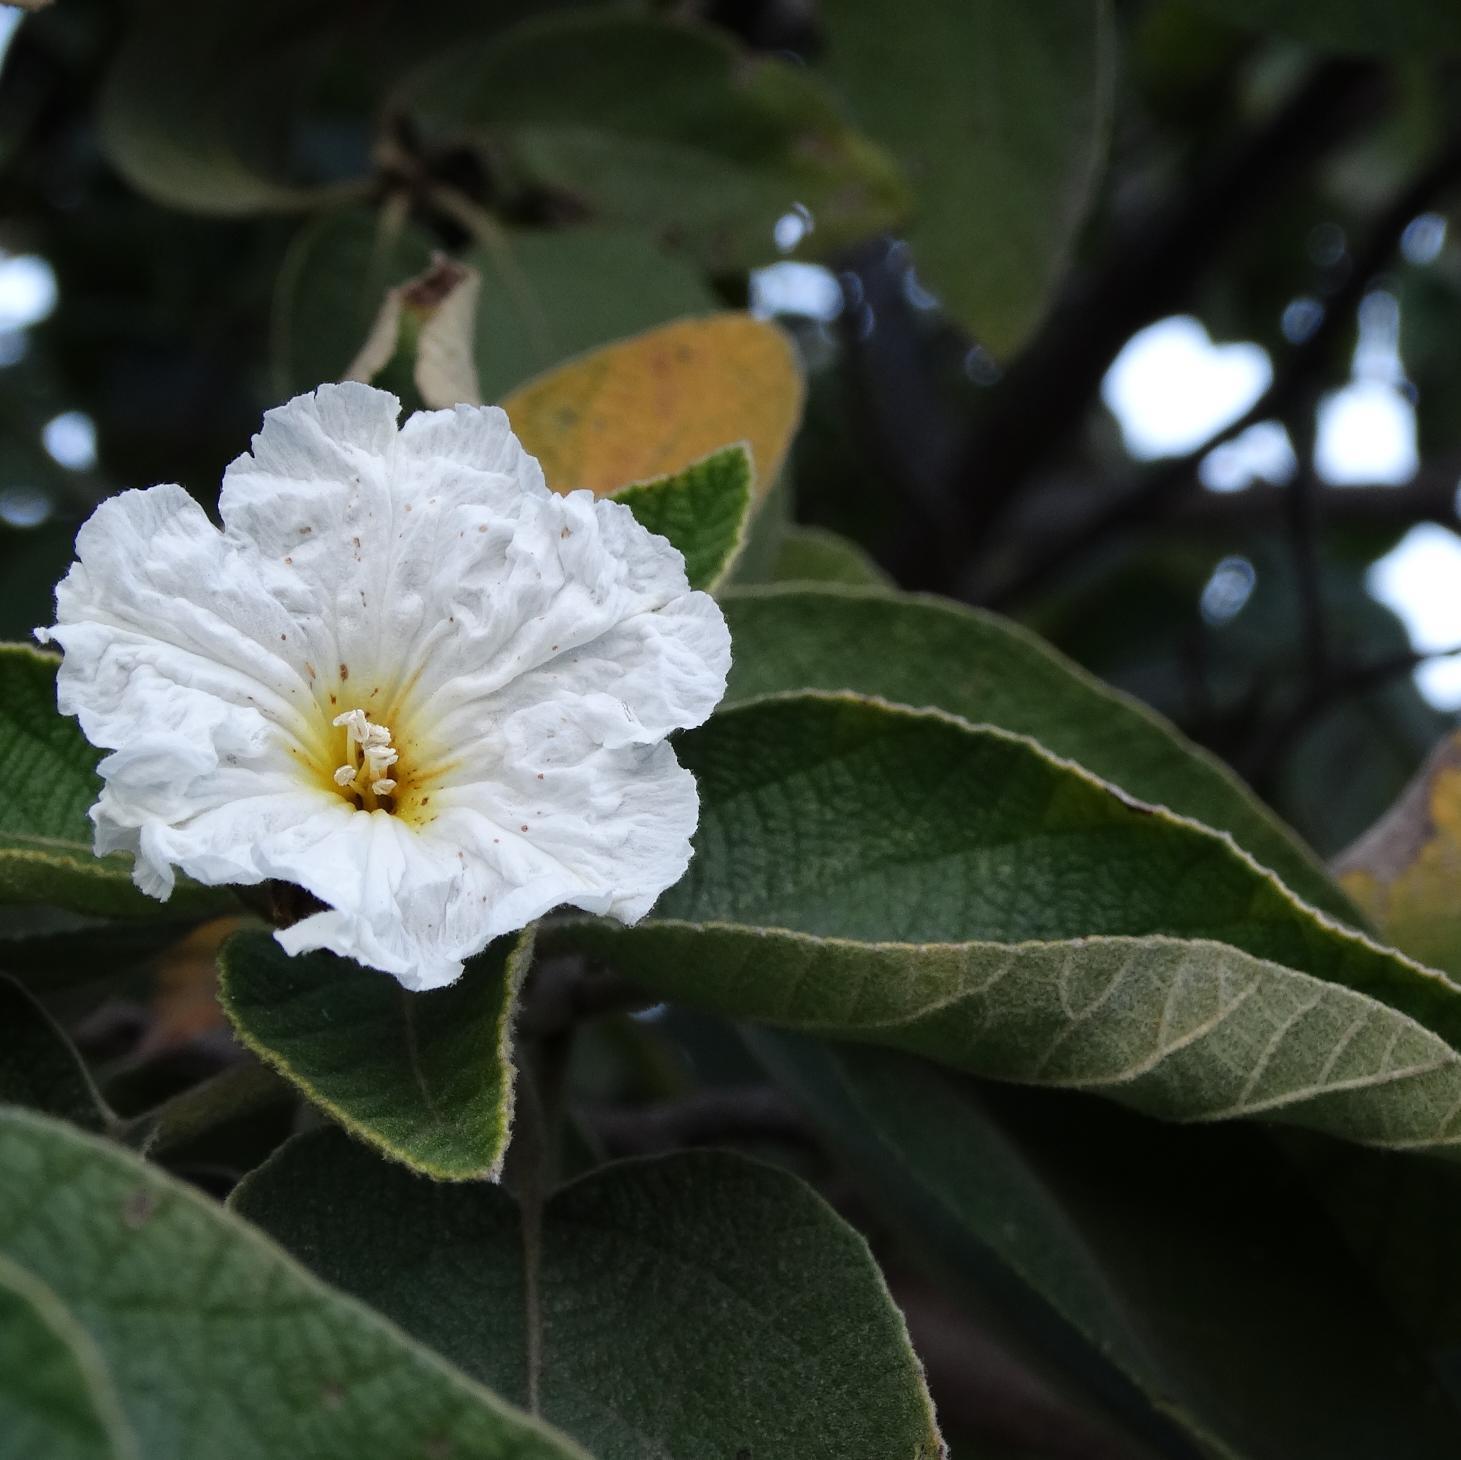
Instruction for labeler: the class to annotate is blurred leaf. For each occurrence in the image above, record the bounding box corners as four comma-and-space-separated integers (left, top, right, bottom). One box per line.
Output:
273, 206, 436, 398
0, 645, 229, 919
97, 2, 367, 214
822, 0, 1114, 356
466, 227, 717, 401
217, 927, 531, 1181
501, 313, 804, 497
233, 1130, 944, 1460
397, 11, 909, 271
613, 444, 753, 592
0, 1255, 136, 1460
751, 1032, 1461, 1458
1337, 734, 1461, 977
0, 1107, 587, 1459
1182, 0, 1461, 52
766, 525, 892, 587
1294, 1130, 1461, 1404
720, 585, 1353, 920
556, 692, 1461, 1157
0, 977, 110, 1130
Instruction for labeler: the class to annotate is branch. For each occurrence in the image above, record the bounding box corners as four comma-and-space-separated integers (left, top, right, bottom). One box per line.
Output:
935, 58, 1386, 594
1242, 642, 1461, 786
985, 137, 1461, 609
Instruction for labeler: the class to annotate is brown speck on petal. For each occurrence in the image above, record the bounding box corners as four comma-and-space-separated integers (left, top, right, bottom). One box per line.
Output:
339, 662, 349, 681
305, 661, 317, 679
520, 825, 529, 833
284, 556, 293, 565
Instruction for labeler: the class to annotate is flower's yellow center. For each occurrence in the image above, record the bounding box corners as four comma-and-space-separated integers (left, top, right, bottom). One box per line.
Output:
331, 708, 399, 812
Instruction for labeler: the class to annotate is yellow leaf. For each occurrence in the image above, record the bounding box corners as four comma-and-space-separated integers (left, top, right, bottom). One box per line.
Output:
499, 313, 804, 498
1336, 734, 1461, 977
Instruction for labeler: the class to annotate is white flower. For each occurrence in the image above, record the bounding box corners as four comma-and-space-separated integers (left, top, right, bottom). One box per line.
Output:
39, 384, 731, 990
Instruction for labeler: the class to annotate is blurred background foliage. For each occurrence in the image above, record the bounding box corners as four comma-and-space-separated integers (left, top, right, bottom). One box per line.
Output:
9, 2, 1461, 1451
6, 0, 1461, 866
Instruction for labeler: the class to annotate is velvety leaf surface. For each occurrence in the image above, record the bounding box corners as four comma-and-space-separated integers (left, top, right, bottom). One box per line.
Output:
0, 977, 110, 1129
397, 11, 908, 271
720, 585, 1352, 920
1336, 733, 1461, 977
765, 525, 892, 588
500, 313, 804, 499
559, 693, 1461, 1155
233, 1130, 945, 1460
613, 445, 753, 592
0, 1255, 136, 1460
750, 1032, 1461, 1458
0, 645, 226, 918
0, 1108, 586, 1460
1184, 0, 1461, 52
823, 0, 1113, 356
217, 927, 532, 1180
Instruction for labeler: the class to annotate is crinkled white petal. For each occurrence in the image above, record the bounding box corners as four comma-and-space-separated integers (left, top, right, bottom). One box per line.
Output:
42, 383, 731, 989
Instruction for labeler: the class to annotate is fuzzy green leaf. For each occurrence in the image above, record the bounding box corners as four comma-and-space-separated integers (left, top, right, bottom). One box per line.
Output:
233, 1130, 945, 1460
0, 1107, 586, 1460
751, 1032, 1461, 1458
720, 584, 1352, 920
766, 525, 892, 588
217, 927, 532, 1180
0, 645, 228, 919
822, 0, 1113, 355
0, 1255, 136, 1460
556, 693, 1461, 1156
613, 445, 754, 592
0, 977, 110, 1130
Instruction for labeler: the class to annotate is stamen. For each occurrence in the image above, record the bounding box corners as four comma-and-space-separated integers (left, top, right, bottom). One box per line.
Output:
331, 708, 401, 809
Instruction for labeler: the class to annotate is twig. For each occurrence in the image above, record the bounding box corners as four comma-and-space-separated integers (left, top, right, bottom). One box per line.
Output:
983, 137, 1461, 609
1243, 642, 1461, 786
940, 58, 1386, 595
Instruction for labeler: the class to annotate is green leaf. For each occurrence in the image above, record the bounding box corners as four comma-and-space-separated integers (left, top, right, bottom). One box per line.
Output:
0, 1107, 587, 1459
217, 927, 531, 1180
272, 207, 436, 399
765, 525, 892, 588
97, 3, 364, 214
1181, 0, 1461, 52
719, 584, 1353, 921
232, 1129, 945, 1460
396, 12, 909, 271
0, 645, 228, 919
0, 977, 111, 1130
612, 445, 754, 592
822, 0, 1114, 356
750, 1032, 1461, 1458
467, 227, 718, 401
0, 1255, 136, 1460
555, 692, 1461, 1157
